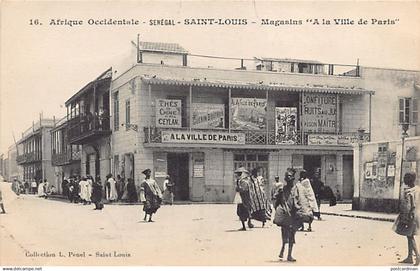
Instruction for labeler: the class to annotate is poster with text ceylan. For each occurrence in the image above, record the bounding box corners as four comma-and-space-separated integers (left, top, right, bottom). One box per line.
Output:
192, 103, 224, 129
302, 93, 337, 133
275, 107, 298, 144
231, 98, 266, 130
156, 99, 182, 128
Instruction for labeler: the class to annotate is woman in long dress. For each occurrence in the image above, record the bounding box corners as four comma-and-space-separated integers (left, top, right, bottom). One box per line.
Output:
140, 169, 162, 222
106, 174, 118, 202
235, 167, 252, 231
393, 172, 420, 266
296, 170, 319, 231
249, 168, 271, 227
162, 175, 174, 205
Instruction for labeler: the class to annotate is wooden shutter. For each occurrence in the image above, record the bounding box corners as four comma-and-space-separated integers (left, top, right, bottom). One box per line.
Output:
411, 97, 418, 124
398, 98, 404, 124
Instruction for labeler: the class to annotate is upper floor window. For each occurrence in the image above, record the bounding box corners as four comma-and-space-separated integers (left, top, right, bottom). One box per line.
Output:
125, 99, 131, 128
399, 97, 418, 125
113, 92, 119, 131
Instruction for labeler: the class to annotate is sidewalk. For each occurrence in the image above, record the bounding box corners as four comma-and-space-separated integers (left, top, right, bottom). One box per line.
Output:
320, 203, 397, 222
46, 193, 397, 222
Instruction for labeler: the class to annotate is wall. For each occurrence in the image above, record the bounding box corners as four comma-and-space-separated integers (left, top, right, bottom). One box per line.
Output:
361, 67, 420, 141
141, 52, 184, 66
353, 136, 420, 212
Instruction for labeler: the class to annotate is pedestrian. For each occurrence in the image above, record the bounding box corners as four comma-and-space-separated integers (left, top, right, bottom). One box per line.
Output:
310, 169, 324, 220
106, 174, 118, 202
162, 175, 175, 205
42, 179, 49, 199
31, 179, 37, 194
37, 180, 46, 198
234, 167, 252, 231
91, 176, 103, 210
273, 168, 299, 262
49, 185, 56, 195
139, 169, 162, 222
79, 177, 89, 204
271, 176, 282, 204
24, 181, 30, 194
62, 178, 69, 198
0, 186, 6, 214
86, 176, 93, 204
11, 179, 20, 196
126, 178, 138, 203
250, 167, 271, 227
393, 172, 419, 266
116, 175, 123, 201
296, 170, 318, 232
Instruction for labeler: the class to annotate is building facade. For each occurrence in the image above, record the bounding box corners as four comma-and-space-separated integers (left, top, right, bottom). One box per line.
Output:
16, 119, 55, 186
111, 42, 372, 202
50, 116, 81, 193
352, 67, 420, 212
65, 68, 112, 185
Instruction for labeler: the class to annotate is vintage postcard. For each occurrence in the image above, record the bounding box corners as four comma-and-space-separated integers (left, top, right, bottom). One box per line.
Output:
1, 1, 420, 270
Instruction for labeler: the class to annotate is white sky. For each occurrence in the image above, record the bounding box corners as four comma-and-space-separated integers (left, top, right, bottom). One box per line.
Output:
1, 1, 420, 154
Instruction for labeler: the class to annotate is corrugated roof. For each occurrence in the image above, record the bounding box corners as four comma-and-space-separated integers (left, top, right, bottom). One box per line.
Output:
141, 76, 374, 95
255, 57, 323, 65
139, 41, 188, 54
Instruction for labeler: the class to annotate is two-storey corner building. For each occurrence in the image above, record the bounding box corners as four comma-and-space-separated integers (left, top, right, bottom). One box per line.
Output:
65, 68, 112, 184
353, 67, 420, 212
111, 42, 373, 203
50, 116, 81, 193
16, 118, 55, 186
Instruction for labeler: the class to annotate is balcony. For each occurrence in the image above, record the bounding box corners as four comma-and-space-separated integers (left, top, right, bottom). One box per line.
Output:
67, 115, 111, 145
52, 149, 81, 166
143, 127, 370, 148
16, 152, 41, 165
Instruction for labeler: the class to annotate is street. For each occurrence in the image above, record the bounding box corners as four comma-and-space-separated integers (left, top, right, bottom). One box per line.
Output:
0, 182, 408, 266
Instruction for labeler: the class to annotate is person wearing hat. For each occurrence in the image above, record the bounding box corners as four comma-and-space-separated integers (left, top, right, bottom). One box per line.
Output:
235, 166, 254, 230
140, 169, 162, 222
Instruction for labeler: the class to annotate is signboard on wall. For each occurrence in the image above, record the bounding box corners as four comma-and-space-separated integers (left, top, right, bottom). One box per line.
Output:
231, 98, 266, 130
192, 103, 225, 129
161, 130, 245, 144
302, 93, 337, 133
156, 99, 182, 128
308, 134, 359, 146
275, 107, 298, 144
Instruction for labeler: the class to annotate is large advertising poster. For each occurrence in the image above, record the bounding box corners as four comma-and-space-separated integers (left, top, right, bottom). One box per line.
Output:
192, 103, 225, 129
231, 98, 266, 130
275, 107, 298, 144
302, 93, 337, 133
155, 99, 182, 128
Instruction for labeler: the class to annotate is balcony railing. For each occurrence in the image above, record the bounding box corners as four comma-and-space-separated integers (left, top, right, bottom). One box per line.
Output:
67, 115, 111, 144
144, 127, 370, 147
16, 152, 41, 165
51, 149, 81, 166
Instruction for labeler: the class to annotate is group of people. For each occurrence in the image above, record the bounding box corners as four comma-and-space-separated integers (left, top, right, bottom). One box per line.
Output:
234, 166, 338, 262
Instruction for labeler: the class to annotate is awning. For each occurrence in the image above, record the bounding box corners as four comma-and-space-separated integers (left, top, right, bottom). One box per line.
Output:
141, 76, 374, 95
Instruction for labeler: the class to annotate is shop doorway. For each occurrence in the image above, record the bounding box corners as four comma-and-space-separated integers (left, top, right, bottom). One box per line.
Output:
303, 155, 321, 178
342, 155, 354, 199
167, 153, 190, 201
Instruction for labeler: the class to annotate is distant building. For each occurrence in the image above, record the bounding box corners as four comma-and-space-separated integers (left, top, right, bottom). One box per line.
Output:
16, 118, 55, 186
